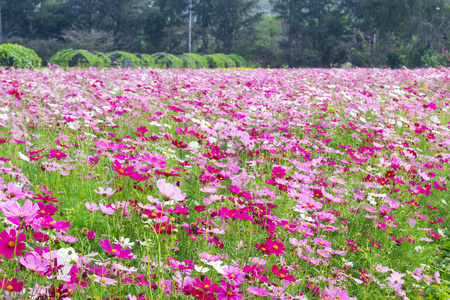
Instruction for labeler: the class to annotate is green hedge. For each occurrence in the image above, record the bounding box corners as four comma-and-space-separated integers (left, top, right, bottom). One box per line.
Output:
135, 53, 156, 68
107, 51, 143, 68
227, 54, 246, 67
179, 55, 197, 68
47, 49, 247, 69
151, 53, 184, 68
0, 44, 42, 68
205, 54, 226, 68
94, 51, 112, 66
50, 49, 110, 67
182, 53, 208, 68
215, 54, 236, 68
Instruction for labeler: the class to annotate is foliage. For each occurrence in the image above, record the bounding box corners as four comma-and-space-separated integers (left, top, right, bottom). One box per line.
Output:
179, 55, 198, 69
205, 54, 226, 68
135, 54, 156, 68
0, 68, 448, 300
385, 52, 406, 69
151, 52, 184, 68
49, 49, 110, 68
182, 53, 209, 68
227, 54, 247, 67
0, 0, 448, 68
106, 51, 142, 68
62, 29, 115, 53
0, 43, 42, 68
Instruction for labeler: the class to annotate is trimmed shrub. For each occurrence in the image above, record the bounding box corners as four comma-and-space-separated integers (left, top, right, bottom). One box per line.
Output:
135, 54, 156, 68
227, 54, 246, 67
205, 54, 226, 68
107, 51, 142, 68
182, 53, 208, 68
151, 53, 184, 68
215, 53, 236, 68
93, 51, 112, 66
179, 55, 198, 68
50, 49, 110, 68
0, 43, 42, 68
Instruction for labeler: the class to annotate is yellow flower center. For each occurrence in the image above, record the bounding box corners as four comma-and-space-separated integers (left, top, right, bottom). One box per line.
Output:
280, 273, 285, 278
111, 249, 117, 253
6, 285, 13, 291
273, 245, 278, 250
119, 169, 124, 173
230, 274, 235, 279
101, 279, 106, 283
204, 285, 209, 288
227, 292, 233, 296
8, 241, 15, 247
41, 210, 46, 214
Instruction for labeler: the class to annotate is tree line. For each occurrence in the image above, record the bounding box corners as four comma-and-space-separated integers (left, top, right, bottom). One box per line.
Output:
1, 0, 448, 68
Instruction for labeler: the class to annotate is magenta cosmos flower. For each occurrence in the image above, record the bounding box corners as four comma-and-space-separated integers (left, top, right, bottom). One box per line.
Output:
157, 178, 186, 202
100, 238, 134, 259
0, 229, 26, 259
0, 277, 24, 292
217, 286, 242, 300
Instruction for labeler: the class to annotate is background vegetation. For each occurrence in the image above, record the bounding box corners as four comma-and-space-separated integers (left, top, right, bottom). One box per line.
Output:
0, 0, 448, 68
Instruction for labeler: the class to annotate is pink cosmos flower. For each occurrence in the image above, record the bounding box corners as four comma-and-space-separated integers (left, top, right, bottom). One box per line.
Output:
1, 199, 39, 220
93, 276, 117, 286
321, 285, 351, 300
139, 152, 166, 169
222, 266, 245, 285
158, 279, 172, 295
6, 182, 27, 199
99, 203, 116, 215
157, 179, 186, 202
40, 185, 53, 195
386, 272, 405, 291
0, 229, 27, 259
20, 255, 49, 272
85, 202, 99, 211
411, 268, 423, 282
313, 237, 331, 247
94, 187, 116, 196
247, 286, 267, 296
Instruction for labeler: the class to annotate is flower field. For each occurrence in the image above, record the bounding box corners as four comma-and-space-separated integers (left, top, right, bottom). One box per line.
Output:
0, 66, 449, 300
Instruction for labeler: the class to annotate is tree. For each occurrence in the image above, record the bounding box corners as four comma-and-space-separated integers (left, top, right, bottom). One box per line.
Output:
211, 0, 262, 54
194, 0, 214, 53
153, 0, 189, 52
32, 0, 73, 39
0, 0, 40, 38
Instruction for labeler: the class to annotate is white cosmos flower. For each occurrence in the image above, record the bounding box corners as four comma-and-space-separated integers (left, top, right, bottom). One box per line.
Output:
194, 265, 210, 273
113, 236, 135, 248
19, 152, 30, 162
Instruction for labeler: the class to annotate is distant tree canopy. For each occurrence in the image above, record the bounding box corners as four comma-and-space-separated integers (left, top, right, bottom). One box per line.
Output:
0, 0, 448, 68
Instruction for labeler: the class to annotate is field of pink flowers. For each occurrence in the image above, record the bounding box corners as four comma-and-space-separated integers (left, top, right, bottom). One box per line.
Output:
0, 66, 449, 300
